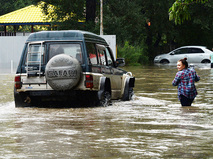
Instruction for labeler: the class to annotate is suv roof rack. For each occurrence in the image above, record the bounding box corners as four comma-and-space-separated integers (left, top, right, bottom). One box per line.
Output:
27, 30, 107, 45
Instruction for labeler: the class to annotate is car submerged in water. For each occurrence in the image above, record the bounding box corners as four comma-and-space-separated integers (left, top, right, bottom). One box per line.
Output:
154, 46, 212, 64
14, 30, 135, 107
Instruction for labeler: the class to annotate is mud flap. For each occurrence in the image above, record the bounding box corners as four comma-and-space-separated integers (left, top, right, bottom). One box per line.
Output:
97, 77, 106, 101
14, 88, 31, 107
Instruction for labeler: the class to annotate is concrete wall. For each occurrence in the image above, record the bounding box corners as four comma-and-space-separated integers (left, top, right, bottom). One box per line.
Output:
101, 35, 116, 58
0, 35, 116, 73
0, 36, 28, 73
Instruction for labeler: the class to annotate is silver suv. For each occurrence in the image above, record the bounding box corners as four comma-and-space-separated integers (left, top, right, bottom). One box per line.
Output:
154, 46, 212, 64
14, 30, 135, 107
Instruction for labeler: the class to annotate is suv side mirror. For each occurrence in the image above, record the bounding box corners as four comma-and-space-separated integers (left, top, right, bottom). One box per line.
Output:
116, 58, 125, 67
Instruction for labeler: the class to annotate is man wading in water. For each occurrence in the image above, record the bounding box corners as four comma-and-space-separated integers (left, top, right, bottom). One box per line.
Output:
172, 58, 200, 106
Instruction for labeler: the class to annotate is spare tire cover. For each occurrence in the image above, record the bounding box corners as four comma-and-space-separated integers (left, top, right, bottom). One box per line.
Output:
45, 54, 81, 90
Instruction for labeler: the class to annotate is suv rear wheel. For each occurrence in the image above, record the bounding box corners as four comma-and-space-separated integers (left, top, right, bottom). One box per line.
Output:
99, 91, 111, 106
97, 77, 111, 106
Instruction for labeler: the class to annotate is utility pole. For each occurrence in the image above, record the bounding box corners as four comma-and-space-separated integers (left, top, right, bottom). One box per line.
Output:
100, 0, 103, 35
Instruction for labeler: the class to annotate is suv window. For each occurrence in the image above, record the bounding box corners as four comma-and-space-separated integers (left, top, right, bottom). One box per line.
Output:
105, 48, 114, 66
86, 42, 98, 65
26, 44, 45, 65
95, 45, 115, 67
49, 43, 82, 63
97, 45, 107, 66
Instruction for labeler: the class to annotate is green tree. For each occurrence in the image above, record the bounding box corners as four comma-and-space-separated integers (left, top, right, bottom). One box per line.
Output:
140, 0, 176, 60
103, 0, 145, 44
32, 0, 97, 31
30, 0, 181, 62
2, 0, 212, 64
169, 0, 209, 24
0, 0, 32, 15
103, 0, 176, 61
169, 0, 213, 48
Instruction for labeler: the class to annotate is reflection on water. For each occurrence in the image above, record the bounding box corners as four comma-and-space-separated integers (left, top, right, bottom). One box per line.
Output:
1, 64, 213, 158
0, 74, 14, 104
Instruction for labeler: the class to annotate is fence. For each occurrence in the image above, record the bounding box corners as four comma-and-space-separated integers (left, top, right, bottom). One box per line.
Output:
0, 32, 31, 36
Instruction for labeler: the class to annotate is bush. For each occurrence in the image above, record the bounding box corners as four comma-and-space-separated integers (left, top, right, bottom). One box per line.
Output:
117, 41, 149, 66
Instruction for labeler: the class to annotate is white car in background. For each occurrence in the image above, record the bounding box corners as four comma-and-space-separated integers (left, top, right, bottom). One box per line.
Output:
154, 46, 213, 64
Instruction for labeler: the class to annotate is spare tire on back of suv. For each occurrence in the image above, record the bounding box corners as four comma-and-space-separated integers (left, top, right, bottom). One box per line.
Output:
45, 54, 81, 90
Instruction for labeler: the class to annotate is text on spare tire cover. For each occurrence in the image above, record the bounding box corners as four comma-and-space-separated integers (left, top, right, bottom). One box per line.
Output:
47, 68, 77, 79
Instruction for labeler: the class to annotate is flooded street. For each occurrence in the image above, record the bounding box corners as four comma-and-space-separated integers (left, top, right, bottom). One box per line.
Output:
1, 65, 213, 158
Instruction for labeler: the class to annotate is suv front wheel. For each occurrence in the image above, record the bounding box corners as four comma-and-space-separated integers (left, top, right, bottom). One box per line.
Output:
122, 77, 135, 101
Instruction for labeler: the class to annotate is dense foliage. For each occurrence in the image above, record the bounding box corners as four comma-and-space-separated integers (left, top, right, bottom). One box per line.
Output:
117, 41, 149, 66
169, 0, 209, 24
0, 0, 32, 15
0, 0, 212, 65
169, 0, 213, 50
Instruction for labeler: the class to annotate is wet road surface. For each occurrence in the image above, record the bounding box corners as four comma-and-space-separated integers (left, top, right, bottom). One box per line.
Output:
1, 65, 213, 158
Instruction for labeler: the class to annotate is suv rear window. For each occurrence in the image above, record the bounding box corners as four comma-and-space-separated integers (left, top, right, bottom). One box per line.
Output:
49, 43, 82, 63
26, 44, 45, 65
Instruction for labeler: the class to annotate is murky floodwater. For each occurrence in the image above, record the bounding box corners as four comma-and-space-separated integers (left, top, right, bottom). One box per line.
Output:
1, 65, 213, 158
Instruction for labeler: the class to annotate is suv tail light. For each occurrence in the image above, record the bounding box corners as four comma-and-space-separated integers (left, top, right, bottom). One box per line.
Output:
15, 75, 21, 89
85, 75, 93, 88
